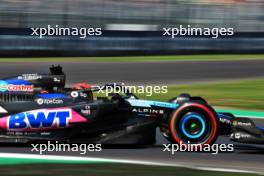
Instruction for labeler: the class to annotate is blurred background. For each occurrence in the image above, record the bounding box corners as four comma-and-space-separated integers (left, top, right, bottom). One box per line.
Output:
0, 0, 263, 56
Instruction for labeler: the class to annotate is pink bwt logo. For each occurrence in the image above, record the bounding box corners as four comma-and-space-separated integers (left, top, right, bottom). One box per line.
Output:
0, 108, 89, 131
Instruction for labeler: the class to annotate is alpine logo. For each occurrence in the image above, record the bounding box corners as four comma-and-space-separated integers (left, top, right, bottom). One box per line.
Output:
8, 109, 72, 130
132, 107, 164, 115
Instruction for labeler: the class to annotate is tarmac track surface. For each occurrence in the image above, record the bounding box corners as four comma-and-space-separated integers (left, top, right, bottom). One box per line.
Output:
0, 60, 264, 85
0, 136, 264, 173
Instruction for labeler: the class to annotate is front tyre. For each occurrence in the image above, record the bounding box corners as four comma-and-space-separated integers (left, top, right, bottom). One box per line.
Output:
168, 102, 218, 145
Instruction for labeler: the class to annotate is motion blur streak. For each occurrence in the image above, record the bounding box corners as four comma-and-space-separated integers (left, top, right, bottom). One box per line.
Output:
0, 0, 263, 31
0, 0, 263, 56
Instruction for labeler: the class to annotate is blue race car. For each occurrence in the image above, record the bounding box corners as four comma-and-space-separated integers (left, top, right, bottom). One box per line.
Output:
0, 66, 262, 145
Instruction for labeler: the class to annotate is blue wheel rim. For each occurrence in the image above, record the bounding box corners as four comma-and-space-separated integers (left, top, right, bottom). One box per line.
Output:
181, 113, 206, 139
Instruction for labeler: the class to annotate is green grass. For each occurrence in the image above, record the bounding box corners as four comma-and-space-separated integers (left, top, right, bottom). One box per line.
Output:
0, 163, 259, 176
1, 54, 264, 62
0, 158, 102, 165
134, 79, 264, 110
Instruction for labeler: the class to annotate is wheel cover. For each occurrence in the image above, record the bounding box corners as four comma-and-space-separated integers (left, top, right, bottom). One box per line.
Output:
180, 113, 206, 139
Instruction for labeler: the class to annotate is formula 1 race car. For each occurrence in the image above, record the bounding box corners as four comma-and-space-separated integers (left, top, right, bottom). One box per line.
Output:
0, 66, 263, 145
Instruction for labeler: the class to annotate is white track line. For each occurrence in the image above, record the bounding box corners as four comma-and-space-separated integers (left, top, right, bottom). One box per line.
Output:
0, 153, 262, 175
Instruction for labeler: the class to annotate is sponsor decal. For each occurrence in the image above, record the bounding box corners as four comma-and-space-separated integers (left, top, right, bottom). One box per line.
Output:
132, 107, 164, 115
232, 133, 251, 139
71, 91, 79, 98
81, 105, 91, 115
127, 99, 178, 109
70, 91, 87, 98
81, 110, 91, 115
0, 80, 7, 92
36, 98, 63, 105
8, 109, 72, 130
219, 118, 232, 125
53, 77, 61, 82
234, 133, 240, 139
153, 101, 178, 108
18, 74, 42, 81
233, 121, 252, 127
80, 92, 87, 98
7, 131, 37, 136
234, 133, 250, 139
8, 85, 34, 92
0, 80, 33, 92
